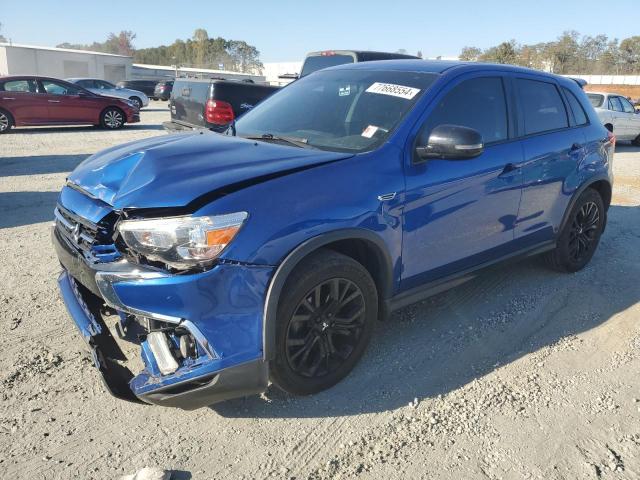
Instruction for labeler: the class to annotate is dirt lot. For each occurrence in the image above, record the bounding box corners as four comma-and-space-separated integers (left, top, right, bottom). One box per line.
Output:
1, 103, 639, 480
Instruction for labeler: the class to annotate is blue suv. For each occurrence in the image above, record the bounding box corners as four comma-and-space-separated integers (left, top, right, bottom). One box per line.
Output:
53, 60, 614, 409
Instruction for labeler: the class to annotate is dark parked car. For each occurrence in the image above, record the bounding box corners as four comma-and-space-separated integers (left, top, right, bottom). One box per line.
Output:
0, 76, 139, 133
116, 80, 158, 99
165, 78, 279, 132
298, 50, 419, 78
54, 60, 613, 409
154, 80, 174, 101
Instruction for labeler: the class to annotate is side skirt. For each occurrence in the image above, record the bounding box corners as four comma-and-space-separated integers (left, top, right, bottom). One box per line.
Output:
386, 241, 555, 313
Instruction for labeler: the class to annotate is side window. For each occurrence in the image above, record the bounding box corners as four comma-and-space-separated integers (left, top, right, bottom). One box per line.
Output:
41, 80, 81, 96
517, 79, 568, 135
418, 77, 508, 145
97, 81, 112, 89
2, 80, 37, 92
562, 87, 588, 126
619, 97, 635, 114
608, 97, 623, 112
77, 80, 93, 88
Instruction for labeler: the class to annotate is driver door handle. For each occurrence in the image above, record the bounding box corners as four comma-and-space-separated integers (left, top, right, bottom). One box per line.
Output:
48, 100, 61, 103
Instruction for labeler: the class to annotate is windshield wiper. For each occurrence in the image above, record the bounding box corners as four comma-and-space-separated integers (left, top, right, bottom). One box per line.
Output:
244, 133, 315, 149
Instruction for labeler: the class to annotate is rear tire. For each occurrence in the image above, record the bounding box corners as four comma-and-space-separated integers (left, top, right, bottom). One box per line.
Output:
100, 107, 125, 130
544, 188, 605, 273
0, 109, 14, 134
269, 249, 377, 396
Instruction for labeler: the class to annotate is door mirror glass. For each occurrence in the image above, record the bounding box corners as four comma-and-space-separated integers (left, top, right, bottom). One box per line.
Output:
416, 124, 484, 160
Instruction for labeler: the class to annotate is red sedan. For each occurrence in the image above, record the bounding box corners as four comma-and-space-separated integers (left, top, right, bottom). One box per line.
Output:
0, 76, 140, 134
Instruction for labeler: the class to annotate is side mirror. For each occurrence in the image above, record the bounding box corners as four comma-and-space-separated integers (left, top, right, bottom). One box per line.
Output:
416, 124, 484, 161
77, 90, 90, 97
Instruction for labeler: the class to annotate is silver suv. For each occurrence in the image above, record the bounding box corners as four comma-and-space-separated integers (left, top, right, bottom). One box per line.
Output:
587, 91, 640, 145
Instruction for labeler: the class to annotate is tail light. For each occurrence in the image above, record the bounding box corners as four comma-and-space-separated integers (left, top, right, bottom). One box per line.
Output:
205, 99, 234, 125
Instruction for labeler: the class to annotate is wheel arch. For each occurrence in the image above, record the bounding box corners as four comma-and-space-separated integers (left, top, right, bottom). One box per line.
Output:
0, 106, 15, 124
559, 176, 612, 235
262, 229, 394, 360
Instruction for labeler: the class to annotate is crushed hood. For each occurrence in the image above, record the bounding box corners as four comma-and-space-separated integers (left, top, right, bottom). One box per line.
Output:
68, 132, 353, 210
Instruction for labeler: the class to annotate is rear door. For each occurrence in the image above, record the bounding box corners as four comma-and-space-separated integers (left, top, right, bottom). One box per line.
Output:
0, 78, 45, 124
618, 96, 640, 140
607, 96, 629, 139
514, 77, 586, 244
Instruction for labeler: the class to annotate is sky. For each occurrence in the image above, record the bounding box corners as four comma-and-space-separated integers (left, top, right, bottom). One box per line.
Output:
1, 0, 638, 63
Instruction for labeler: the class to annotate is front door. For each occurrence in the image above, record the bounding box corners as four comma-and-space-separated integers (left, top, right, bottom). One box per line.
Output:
401, 74, 523, 290
38, 79, 98, 124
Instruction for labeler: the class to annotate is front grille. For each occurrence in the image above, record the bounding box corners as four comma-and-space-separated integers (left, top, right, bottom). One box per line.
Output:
54, 204, 120, 262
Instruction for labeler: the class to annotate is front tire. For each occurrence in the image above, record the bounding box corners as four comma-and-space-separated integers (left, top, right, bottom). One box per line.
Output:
0, 109, 14, 134
129, 96, 143, 110
270, 249, 378, 395
100, 107, 125, 130
545, 188, 605, 272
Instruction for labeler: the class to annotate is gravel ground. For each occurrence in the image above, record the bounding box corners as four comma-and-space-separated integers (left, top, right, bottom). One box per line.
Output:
1, 103, 639, 479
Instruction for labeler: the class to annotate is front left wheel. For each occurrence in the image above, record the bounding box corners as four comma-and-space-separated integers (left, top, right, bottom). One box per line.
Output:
270, 249, 378, 396
100, 108, 125, 130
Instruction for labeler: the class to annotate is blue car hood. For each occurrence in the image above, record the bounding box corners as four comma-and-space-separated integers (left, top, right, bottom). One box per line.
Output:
67, 132, 353, 210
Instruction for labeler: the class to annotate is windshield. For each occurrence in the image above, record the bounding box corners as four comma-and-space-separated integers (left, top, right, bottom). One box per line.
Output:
587, 93, 604, 108
235, 69, 437, 153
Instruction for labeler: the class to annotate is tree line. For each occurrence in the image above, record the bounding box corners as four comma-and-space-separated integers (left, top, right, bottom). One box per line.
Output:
56, 29, 263, 73
460, 31, 640, 75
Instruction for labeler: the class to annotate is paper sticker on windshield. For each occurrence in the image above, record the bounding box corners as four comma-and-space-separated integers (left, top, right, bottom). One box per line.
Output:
361, 125, 379, 138
339, 85, 351, 96
366, 82, 420, 100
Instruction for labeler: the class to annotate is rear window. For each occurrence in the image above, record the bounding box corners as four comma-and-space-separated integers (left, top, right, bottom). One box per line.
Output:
300, 54, 354, 77
517, 79, 568, 135
587, 94, 604, 108
608, 96, 623, 112
2, 80, 37, 92
563, 88, 588, 126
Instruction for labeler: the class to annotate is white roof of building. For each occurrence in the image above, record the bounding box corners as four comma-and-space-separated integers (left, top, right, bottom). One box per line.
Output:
133, 63, 256, 76
0, 42, 131, 58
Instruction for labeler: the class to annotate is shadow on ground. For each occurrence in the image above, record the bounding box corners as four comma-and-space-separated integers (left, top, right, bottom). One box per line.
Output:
0, 154, 89, 177
212, 204, 639, 419
0, 191, 61, 228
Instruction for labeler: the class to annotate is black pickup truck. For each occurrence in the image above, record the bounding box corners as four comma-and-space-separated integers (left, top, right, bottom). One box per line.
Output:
164, 50, 420, 132
165, 79, 278, 132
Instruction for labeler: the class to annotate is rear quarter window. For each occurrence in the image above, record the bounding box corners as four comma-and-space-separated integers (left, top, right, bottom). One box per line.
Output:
587, 94, 604, 108
562, 87, 588, 126
2, 80, 37, 92
517, 79, 568, 135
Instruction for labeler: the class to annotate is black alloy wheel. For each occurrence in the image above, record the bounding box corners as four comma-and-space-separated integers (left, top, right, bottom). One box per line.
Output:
285, 278, 366, 378
270, 249, 377, 395
545, 188, 605, 272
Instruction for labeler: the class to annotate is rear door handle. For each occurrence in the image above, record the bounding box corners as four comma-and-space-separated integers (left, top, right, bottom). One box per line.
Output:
48, 100, 61, 103
2, 97, 15, 100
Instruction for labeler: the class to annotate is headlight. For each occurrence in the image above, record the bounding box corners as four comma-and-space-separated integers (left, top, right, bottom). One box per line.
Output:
118, 213, 248, 269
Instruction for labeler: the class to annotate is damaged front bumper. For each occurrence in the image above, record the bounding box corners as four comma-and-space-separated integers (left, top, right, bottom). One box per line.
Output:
53, 226, 273, 409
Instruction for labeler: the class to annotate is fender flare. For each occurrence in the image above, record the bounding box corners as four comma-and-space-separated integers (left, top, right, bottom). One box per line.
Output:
558, 174, 611, 236
261, 228, 394, 361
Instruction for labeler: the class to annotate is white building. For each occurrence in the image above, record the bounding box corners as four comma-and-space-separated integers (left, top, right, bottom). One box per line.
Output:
132, 63, 266, 83
262, 62, 303, 85
0, 43, 132, 82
